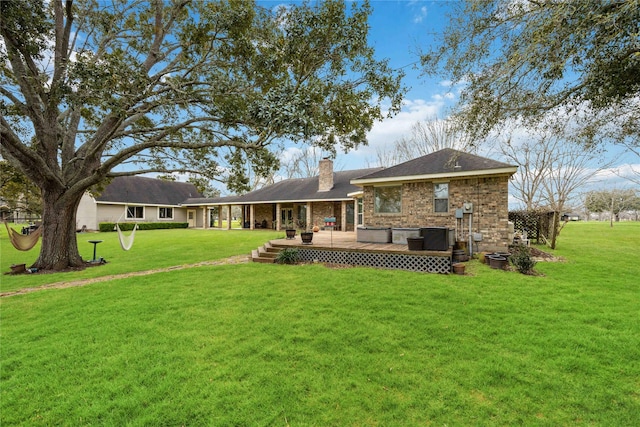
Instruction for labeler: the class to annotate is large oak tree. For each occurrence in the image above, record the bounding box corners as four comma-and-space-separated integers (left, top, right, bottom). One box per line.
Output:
421, 0, 640, 147
0, 0, 404, 271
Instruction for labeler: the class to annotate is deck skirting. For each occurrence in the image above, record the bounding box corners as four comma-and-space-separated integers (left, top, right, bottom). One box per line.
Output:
297, 247, 451, 274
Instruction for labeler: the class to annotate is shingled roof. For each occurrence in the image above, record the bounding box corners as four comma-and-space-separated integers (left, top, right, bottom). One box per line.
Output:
351, 148, 517, 185
96, 176, 202, 205
182, 167, 382, 206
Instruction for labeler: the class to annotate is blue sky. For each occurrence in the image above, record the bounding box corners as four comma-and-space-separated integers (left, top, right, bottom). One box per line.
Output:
339, 0, 455, 168
261, 0, 638, 201
260, 0, 462, 170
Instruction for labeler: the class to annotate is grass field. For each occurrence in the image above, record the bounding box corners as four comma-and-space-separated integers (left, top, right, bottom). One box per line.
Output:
0, 227, 283, 293
1, 222, 639, 425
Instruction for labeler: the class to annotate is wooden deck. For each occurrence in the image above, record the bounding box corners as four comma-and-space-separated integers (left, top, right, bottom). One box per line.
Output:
271, 230, 450, 255
264, 230, 453, 273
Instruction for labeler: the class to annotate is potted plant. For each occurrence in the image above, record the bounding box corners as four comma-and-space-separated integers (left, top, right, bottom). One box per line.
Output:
300, 230, 313, 244
293, 220, 312, 244
284, 221, 296, 239
452, 263, 465, 275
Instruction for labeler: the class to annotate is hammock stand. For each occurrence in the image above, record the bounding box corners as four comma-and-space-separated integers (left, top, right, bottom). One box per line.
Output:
3, 221, 42, 251
115, 214, 138, 251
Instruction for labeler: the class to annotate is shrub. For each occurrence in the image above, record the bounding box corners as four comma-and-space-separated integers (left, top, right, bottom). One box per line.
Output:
510, 244, 537, 274
98, 222, 188, 232
275, 248, 300, 265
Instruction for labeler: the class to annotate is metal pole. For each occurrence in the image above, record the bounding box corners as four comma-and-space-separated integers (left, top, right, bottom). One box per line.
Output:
468, 213, 473, 256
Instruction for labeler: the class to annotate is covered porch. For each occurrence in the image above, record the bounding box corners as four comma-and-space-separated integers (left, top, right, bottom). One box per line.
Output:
188, 200, 357, 232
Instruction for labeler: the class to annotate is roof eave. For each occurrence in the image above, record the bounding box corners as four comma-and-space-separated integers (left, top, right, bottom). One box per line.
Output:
96, 201, 183, 208
182, 196, 356, 207
350, 167, 518, 186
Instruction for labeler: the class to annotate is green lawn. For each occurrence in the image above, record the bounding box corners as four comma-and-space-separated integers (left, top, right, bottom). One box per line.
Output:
1, 227, 283, 293
1, 222, 639, 425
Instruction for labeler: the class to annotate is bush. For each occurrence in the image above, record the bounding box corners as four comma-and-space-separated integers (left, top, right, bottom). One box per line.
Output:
98, 222, 189, 232
275, 248, 300, 265
510, 244, 537, 274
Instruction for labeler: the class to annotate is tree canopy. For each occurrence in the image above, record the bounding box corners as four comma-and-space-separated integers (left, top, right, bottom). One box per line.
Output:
0, 160, 42, 218
0, 0, 405, 270
585, 188, 640, 225
421, 0, 640, 147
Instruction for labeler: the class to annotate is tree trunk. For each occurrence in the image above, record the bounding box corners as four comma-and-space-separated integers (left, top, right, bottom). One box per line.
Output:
549, 211, 559, 250
32, 190, 85, 271
610, 198, 615, 227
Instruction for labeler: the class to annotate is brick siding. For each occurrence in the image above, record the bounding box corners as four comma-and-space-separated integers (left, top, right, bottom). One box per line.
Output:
362, 176, 511, 251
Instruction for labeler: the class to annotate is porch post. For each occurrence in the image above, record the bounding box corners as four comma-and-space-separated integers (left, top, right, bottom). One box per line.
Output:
217, 206, 222, 229
250, 204, 255, 230
353, 197, 359, 229
227, 205, 232, 230
203, 207, 208, 229
306, 202, 312, 231
241, 205, 247, 229
276, 203, 281, 230
341, 200, 347, 232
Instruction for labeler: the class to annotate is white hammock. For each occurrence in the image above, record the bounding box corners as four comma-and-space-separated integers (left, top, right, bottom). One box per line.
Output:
116, 223, 137, 251
114, 214, 138, 251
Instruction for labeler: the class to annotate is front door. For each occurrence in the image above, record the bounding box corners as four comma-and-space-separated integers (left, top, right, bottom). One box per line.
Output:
187, 209, 196, 228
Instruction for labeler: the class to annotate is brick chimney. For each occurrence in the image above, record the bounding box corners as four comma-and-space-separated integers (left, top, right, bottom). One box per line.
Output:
318, 158, 334, 192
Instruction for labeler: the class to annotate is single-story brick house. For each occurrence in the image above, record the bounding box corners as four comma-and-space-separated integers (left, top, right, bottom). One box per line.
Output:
183, 149, 517, 251
350, 148, 517, 251
76, 176, 202, 230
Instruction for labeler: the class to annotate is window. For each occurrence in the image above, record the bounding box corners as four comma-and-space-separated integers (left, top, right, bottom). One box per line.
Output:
346, 202, 354, 225
158, 207, 173, 219
434, 183, 449, 213
357, 198, 363, 225
374, 186, 401, 214
126, 205, 144, 219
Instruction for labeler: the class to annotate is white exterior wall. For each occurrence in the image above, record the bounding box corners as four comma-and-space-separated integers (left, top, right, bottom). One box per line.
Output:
97, 204, 129, 224
76, 194, 98, 230
76, 193, 191, 230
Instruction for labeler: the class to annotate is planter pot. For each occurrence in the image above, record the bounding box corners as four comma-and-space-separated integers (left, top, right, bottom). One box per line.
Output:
452, 263, 466, 275
454, 240, 468, 253
285, 229, 296, 239
10, 263, 26, 274
312, 225, 320, 232
452, 249, 469, 262
300, 232, 313, 244
407, 237, 424, 251
488, 255, 508, 270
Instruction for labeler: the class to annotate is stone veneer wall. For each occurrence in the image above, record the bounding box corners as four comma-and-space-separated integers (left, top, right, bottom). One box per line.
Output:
251, 201, 351, 231
362, 176, 511, 251
310, 201, 342, 230
254, 204, 274, 228
251, 202, 343, 230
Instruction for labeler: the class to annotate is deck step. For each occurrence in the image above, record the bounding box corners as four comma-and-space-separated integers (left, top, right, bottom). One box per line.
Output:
264, 243, 281, 253
251, 249, 275, 264
258, 246, 278, 258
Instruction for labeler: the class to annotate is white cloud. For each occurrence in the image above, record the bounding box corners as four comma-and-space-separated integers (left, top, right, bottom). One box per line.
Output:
339, 98, 447, 168
413, 6, 427, 23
